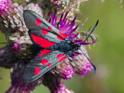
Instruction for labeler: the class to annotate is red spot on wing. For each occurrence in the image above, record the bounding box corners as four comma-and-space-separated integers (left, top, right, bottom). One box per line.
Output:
35, 18, 42, 26
56, 54, 65, 58
42, 28, 48, 35
31, 34, 55, 48
57, 36, 63, 40
34, 67, 41, 75
41, 59, 48, 65
59, 56, 67, 62
60, 32, 68, 38
38, 49, 51, 57
56, 54, 67, 62
57, 32, 68, 40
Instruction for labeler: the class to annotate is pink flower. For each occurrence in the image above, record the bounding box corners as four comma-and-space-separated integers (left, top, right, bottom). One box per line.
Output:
0, 0, 12, 15
60, 64, 74, 80
81, 63, 94, 76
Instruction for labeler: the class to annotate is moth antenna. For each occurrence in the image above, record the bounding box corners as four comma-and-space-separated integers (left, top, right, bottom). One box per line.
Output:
84, 19, 99, 41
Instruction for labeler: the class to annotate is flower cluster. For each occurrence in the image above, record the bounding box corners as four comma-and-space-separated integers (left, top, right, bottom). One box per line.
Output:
0, 0, 97, 93
0, 0, 12, 15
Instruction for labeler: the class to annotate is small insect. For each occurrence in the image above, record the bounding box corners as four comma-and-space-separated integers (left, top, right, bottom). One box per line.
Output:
22, 10, 80, 83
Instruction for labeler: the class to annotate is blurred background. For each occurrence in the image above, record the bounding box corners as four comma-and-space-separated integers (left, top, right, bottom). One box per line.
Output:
0, 0, 124, 93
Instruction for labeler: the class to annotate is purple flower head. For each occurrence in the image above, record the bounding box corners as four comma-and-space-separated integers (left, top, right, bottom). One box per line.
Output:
72, 46, 95, 76
55, 58, 74, 80
79, 50, 96, 76
49, 12, 78, 40
81, 63, 94, 76
60, 64, 74, 80
49, 12, 96, 47
0, 0, 12, 15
